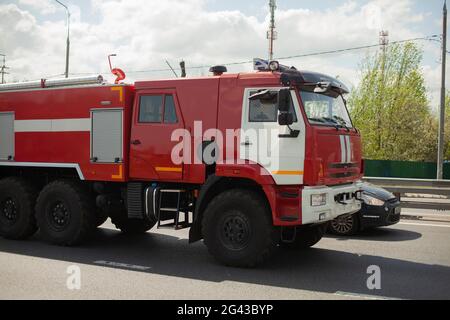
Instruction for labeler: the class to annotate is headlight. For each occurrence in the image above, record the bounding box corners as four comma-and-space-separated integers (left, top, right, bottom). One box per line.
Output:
362, 194, 385, 206
311, 194, 327, 207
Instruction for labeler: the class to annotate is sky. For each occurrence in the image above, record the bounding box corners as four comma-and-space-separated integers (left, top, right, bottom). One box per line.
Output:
0, 0, 448, 111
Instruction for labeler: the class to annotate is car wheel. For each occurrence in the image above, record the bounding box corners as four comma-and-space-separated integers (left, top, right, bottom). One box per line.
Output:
329, 214, 359, 236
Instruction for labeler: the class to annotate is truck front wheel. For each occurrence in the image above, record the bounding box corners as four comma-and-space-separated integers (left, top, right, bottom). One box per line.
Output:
202, 189, 279, 268
0, 178, 38, 240
35, 180, 96, 246
280, 224, 327, 250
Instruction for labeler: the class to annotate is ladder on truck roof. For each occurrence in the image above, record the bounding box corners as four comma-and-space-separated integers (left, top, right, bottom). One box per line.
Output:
0, 75, 104, 92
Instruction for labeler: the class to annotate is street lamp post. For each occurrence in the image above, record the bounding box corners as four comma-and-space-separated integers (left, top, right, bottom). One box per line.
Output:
438, 1, 447, 180
55, 0, 70, 78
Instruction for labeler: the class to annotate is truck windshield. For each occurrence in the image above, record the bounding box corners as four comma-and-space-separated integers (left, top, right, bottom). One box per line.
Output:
299, 90, 353, 128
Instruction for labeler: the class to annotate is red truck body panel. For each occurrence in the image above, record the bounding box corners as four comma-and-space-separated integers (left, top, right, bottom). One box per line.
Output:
0, 84, 134, 182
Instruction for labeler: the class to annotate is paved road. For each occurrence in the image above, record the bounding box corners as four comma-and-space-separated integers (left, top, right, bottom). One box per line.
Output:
1, 217, 449, 300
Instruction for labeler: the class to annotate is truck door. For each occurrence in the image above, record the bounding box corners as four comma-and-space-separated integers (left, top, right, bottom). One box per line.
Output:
240, 88, 306, 185
129, 90, 185, 181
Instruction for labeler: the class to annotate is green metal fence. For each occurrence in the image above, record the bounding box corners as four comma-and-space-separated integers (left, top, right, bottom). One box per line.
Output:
365, 160, 450, 180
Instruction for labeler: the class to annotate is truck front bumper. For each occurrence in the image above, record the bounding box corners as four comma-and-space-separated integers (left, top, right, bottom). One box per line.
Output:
301, 182, 364, 225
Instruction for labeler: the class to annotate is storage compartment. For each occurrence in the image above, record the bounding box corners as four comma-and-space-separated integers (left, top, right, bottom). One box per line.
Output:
91, 109, 123, 163
0, 112, 14, 161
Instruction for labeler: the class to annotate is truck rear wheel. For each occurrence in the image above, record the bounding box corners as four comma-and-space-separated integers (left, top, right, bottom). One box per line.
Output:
35, 180, 96, 246
0, 177, 38, 240
202, 189, 279, 268
110, 210, 156, 234
281, 224, 327, 250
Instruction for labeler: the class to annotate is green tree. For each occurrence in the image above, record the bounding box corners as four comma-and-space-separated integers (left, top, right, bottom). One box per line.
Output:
349, 42, 436, 161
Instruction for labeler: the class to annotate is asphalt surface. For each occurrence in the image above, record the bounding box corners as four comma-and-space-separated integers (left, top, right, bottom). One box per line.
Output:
1, 214, 450, 300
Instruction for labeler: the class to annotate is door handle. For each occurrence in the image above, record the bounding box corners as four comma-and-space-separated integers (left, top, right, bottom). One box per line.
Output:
131, 140, 141, 145
241, 141, 253, 146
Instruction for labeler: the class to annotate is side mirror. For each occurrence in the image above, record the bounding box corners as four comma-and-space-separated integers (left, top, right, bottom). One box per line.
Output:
278, 112, 294, 126
278, 89, 291, 112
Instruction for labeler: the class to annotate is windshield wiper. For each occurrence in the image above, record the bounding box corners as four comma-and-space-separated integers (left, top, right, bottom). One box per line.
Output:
322, 117, 344, 131
332, 116, 351, 132
309, 117, 340, 130
308, 117, 327, 124
309, 117, 350, 131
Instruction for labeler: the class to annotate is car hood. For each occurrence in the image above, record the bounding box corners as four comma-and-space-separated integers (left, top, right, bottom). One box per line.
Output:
363, 184, 396, 201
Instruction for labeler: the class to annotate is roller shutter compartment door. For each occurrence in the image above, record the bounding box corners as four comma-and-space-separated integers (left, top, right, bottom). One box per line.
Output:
91, 109, 123, 163
0, 113, 14, 161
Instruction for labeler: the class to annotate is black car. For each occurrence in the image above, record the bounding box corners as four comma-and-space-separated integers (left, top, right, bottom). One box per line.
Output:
329, 184, 402, 236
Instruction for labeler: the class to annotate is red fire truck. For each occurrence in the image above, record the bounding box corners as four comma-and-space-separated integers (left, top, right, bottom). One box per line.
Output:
0, 61, 363, 267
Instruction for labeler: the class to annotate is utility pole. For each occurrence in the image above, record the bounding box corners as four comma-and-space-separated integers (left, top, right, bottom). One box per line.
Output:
55, 0, 70, 78
438, 0, 447, 180
0, 54, 9, 84
180, 60, 186, 78
267, 0, 277, 61
379, 30, 389, 54
377, 30, 389, 150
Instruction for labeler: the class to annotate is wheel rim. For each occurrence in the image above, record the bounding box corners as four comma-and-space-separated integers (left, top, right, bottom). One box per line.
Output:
331, 215, 354, 234
46, 200, 71, 231
220, 212, 251, 251
0, 197, 18, 224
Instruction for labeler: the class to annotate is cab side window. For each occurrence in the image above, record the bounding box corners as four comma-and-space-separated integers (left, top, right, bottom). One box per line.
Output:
139, 95, 163, 123
249, 90, 297, 123
138, 94, 178, 124
249, 94, 278, 123
164, 95, 178, 124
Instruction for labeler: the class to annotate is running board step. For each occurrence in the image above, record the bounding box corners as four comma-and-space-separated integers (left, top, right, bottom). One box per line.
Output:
154, 189, 194, 230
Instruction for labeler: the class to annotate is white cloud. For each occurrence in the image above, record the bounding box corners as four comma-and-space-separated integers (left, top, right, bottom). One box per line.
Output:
18, 0, 57, 15
0, 0, 444, 109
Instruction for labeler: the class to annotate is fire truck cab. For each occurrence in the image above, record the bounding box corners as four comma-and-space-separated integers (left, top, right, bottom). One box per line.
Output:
0, 62, 363, 267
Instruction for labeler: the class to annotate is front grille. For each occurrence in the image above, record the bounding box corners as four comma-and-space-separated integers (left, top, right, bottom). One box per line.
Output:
329, 163, 359, 169
329, 172, 357, 179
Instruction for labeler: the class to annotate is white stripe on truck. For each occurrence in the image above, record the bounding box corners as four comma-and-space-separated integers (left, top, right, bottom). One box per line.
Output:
14, 118, 91, 132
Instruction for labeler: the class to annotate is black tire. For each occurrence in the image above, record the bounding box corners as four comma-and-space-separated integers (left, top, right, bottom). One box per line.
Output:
202, 189, 279, 268
110, 210, 156, 234
329, 214, 360, 236
35, 180, 96, 246
0, 177, 38, 240
281, 224, 327, 250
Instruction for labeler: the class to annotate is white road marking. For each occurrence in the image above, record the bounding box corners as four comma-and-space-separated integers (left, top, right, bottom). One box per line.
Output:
94, 260, 151, 271
334, 291, 400, 300
399, 222, 450, 228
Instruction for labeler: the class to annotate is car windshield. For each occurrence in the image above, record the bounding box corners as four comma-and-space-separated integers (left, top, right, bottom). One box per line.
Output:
299, 90, 353, 128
